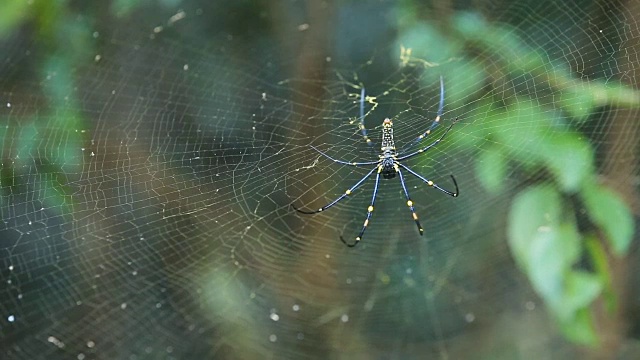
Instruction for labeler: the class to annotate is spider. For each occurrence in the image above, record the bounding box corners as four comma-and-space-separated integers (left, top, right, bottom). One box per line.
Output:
292, 76, 459, 247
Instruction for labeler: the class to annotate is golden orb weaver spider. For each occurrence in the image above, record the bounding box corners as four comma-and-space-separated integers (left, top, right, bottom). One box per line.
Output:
292, 76, 459, 247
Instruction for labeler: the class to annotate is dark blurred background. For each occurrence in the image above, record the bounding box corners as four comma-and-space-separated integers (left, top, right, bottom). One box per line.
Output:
0, 0, 639, 359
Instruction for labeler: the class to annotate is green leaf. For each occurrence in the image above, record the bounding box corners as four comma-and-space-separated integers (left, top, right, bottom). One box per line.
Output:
439, 59, 486, 107
447, 99, 495, 150
585, 235, 616, 312
541, 132, 593, 193
508, 185, 600, 346
508, 185, 578, 309
557, 78, 640, 116
605, 81, 640, 108
0, 0, 31, 36
558, 308, 598, 345
581, 181, 634, 255
508, 186, 562, 268
497, 100, 550, 166
557, 87, 596, 121
475, 145, 507, 194
562, 271, 602, 319
527, 222, 582, 312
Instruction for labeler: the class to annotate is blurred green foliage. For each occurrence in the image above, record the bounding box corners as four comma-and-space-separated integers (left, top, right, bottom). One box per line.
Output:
0, 0, 30, 36
396, 9, 636, 345
0, 0, 91, 214
0, 0, 636, 351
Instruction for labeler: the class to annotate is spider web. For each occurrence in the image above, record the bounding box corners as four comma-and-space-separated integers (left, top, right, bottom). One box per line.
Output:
1, 0, 639, 359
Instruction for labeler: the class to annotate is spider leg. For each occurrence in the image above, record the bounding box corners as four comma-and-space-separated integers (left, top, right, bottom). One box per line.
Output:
358, 87, 375, 148
398, 163, 459, 197
395, 165, 424, 235
310, 145, 378, 166
396, 118, 457, 161
340, 165, 382, 247
400, 76, 445, 153
292, 166, 378, 214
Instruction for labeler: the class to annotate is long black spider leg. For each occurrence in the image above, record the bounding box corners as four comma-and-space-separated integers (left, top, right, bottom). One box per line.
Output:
398, 163, 459, 197
396, 118, 457, 161
395, 166, 424, 235
340, 166, 382, 247
310, 145, 379, 166
358, 87, 376, 148
400, 76, 445, 153
291, 166, 378, 214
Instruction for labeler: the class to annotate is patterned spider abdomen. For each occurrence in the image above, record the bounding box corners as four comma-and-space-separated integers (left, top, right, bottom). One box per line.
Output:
380, 118, 396, 152
380, 118, 397, 179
